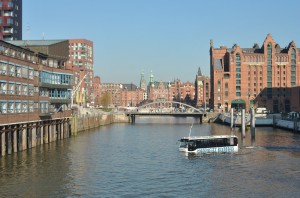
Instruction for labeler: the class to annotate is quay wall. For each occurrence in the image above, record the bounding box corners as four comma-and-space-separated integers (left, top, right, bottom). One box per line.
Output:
0, 113, 130, 157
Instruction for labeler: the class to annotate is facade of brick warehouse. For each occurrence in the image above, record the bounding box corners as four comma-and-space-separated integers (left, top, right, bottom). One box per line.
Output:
210, 34, 300, 113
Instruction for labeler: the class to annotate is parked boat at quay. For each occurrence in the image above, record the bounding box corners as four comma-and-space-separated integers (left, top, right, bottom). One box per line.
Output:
216, 111, 300, 132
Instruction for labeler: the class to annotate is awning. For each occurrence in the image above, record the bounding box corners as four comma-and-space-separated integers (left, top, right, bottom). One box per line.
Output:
231, 99, 245, 104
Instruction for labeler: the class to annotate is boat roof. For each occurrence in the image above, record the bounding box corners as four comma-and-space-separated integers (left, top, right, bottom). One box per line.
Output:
180, 135, 238, 140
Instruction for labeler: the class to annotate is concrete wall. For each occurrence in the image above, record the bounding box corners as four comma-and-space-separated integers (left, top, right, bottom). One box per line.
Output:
71, 113, 129, 135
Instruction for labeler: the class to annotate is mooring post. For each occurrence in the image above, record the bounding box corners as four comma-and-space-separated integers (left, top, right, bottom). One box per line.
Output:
32, 125, 37, 148
17, 127, 23, 151
40, 123, 44, 145
13, 126, 17, 153
22, 125, 27, 150
241, 109, 245, 138
230, 108, 234, 129
199, 115, 203, 124
7, 127, 12, 155
250, 108, 256, 146
1, 129, 5, 156
44, 124, 49, 144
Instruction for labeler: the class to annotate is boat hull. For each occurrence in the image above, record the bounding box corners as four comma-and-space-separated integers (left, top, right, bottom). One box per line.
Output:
179, 145, 238, 154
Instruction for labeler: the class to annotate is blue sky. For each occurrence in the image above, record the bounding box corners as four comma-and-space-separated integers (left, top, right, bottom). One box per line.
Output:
23, 0, 300, 85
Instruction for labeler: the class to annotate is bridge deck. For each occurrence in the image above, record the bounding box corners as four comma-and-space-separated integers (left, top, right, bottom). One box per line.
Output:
126, 112, 205, 117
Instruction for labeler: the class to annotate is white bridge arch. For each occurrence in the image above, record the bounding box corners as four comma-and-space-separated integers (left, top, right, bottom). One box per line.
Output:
136, 101, 203, 113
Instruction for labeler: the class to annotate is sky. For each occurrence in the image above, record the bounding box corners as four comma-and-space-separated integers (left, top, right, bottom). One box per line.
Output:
23, 0, 300, 85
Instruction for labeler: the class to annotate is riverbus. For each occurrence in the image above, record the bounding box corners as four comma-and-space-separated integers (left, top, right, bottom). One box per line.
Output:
178, 135, 238, 154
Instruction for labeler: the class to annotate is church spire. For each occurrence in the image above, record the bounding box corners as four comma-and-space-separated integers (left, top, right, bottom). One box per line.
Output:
197, 67, 202, 76
150, 70, 154, 87
140, 70, 146, 90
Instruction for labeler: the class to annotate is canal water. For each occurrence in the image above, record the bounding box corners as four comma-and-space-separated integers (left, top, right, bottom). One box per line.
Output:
1, 117, 300, 197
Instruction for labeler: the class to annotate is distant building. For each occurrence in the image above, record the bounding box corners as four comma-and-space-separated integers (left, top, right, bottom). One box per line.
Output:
210, 34, 300, 113
0, 40, 73, 125
101, 83, 145, 107
93, 76, 101, 107
194, 67, 210, 108
170, 79, 195, 106
0, 0, 22, 41
147, 71, 172, 102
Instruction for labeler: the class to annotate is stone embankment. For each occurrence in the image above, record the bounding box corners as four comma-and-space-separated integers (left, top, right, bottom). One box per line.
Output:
71, 113, 129, 134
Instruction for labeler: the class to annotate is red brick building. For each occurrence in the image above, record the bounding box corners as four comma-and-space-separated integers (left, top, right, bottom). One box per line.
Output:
210, 34, 300, 113
101, 83, 145, 107
170, 79, 195, 106
9, 39, 95, 108
93, 76, 101, 107
67, 39, 94, 107
0, 40, 73, 125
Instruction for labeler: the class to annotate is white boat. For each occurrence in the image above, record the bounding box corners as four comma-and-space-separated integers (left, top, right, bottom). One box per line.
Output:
178, 135, 238, 154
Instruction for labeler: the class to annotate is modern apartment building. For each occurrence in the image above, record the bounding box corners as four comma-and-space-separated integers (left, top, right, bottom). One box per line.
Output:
0, 0, 22, 40
210, 34, 300, 113
67, 39, 94, 107
0, 40, 73, 125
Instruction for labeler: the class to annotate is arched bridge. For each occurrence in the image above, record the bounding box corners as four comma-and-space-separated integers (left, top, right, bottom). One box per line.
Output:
126, 101, 206, 124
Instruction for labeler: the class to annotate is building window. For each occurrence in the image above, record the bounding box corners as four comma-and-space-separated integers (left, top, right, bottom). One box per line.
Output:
267, 43, 272, 99
0, 81, 7, 94
8, 82, 15, 95
7, 18, 13, 25
0, 101, 7, 114
291, 48, 296, 86
7, 2, 13, 8
0, 62, 7, 75
236, 53, 241, 96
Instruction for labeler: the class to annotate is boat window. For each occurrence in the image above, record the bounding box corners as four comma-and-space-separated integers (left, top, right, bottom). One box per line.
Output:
194, 137, 238, 148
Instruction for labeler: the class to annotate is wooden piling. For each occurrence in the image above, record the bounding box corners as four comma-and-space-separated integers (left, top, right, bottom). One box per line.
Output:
250, 108, 256, 146
1, 130, 5, 156
17, 127, 23, 151
13, 128, 17, 153
22, 125, 27, 150
32, 126, 37, 148
241, 109, 245, 138
6, 127, 12, 155
230, 108, 234, 129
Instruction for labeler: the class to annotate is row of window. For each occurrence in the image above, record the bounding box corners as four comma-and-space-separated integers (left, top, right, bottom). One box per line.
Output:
0, 81, 35, 96
0, 100, 35, 114
40, 71, 73, 85
0, 61, 35, 79
49, 89, 71, 99
234, 54, 296, 63
0, 100, 71, 114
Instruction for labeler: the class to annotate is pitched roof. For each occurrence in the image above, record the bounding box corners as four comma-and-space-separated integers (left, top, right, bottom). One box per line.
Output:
7, 40, 67, 46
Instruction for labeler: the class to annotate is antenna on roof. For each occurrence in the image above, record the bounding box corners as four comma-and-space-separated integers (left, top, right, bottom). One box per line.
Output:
24, 25, 30, 46
42, 32, 45, 40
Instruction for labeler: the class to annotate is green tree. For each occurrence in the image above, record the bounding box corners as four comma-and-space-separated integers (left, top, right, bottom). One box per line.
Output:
100, 92, 112, 108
